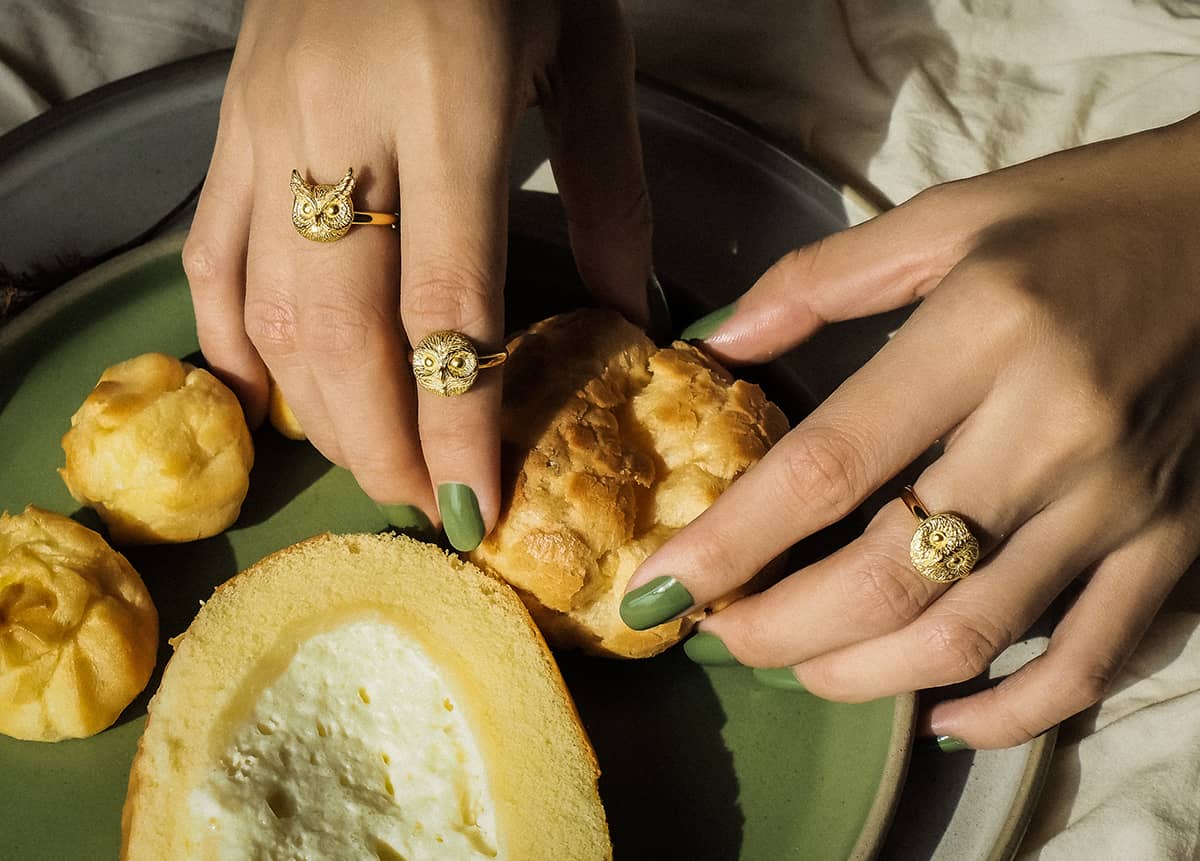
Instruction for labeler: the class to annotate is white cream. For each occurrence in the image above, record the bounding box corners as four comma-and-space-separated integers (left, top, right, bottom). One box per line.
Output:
189, 620, 501, 860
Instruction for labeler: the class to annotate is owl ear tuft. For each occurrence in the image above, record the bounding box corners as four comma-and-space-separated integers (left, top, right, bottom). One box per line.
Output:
334, 167, 356, 197
290, 170, 307, 197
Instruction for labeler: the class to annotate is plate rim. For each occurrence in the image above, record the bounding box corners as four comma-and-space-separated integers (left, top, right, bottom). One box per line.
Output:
3, 231, 915, 861
4, 48, 1072, 858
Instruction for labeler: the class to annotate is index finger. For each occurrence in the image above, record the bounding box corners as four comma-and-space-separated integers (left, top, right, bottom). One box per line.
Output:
619, 276, 1000, 630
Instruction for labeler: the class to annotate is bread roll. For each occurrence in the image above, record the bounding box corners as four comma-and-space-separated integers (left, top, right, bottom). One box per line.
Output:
121, 533, 609, 861
0, 505, 158, 741
60, 352, 254, 544
469, 309, 788, 658
267, 374, 306, 441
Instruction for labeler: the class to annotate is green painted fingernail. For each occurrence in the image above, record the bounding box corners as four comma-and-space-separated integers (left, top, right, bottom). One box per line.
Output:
683, 632, 741, 666
376, 503, 435, 540
752, 667, 807, 692
438, 483, 485, 552
619, 576, 694, 631
936, 735, 970, 753
680, 302, 736, 342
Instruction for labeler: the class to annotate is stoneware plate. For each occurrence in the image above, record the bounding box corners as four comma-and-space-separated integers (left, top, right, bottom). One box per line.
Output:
0, 51, 1048, 860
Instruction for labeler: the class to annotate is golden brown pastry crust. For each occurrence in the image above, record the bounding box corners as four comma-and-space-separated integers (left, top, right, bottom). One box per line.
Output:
59, 352, 254, 544
0, 505, 158, 741
469, 310, 789, 658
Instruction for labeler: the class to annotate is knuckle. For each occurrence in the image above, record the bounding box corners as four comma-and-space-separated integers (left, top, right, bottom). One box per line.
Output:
244, 289, 300, 358
283, 40, 350, 106
842, 545, 928, 629
297, 296, 386, 372
921, 614, 1009, 683
402, 257, 496, 334
182, 237, 229, 290
776, 426, 869, 521
1058, 661, 1117, 715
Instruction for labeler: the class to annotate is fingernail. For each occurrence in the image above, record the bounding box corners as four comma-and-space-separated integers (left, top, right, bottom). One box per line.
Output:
752, 667, 807, 692
680, 302, 736, 342
376, 503, 436, 541
438, 483, 485, 552
619, 576, 694, 630
935, 735, 970, 754
683, 632, 742, 666
646, 272, 673, 343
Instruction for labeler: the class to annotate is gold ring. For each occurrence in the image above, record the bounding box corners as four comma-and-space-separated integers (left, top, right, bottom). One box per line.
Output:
410, 331, 508, 397
290, 167, 398, 242
901, 486, 980, 582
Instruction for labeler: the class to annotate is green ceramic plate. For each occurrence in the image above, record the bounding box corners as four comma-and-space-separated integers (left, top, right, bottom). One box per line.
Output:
0, 235, 913, 860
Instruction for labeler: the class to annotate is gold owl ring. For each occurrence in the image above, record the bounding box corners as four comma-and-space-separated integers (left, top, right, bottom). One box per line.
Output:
410, 331, 508, 397
290, 167, 398, 242
901, 486, 980, 583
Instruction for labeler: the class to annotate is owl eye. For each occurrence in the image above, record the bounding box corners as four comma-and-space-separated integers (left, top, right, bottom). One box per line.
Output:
301, 202, 314, 215
423, 356, 435, 368
450, 356, 465, 370
325, 203, 342, 217
929, 530, 945, 547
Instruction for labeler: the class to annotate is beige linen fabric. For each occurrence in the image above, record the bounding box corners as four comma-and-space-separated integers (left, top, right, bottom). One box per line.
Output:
2, 2, 1199, 857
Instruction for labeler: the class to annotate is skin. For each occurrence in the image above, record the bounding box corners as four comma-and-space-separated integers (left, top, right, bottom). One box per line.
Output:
190, 1, 1200, 748
627, 111, 1200, 748
184, 0, 652, 534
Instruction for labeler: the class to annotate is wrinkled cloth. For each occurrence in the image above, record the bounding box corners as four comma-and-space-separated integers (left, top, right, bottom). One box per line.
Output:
2, 2, 1200, 858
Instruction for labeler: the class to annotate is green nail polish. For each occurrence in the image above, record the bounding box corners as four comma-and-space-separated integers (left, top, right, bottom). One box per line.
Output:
683, 632, 741, 666
619, 576, 694, 631
376, 503, 435, 540
936, 735, 970, 754
679, 302, 736, 342
752, 667, 807, 692
438, 483, 485, 552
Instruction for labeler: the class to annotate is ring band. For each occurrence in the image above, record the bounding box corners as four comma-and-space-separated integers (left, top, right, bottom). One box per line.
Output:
410, 331, 507, 397
901, 486, 980, 582
290, 167, 398, 242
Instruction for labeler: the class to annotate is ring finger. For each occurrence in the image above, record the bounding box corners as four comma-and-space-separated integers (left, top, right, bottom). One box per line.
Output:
788, 488, 1119, 703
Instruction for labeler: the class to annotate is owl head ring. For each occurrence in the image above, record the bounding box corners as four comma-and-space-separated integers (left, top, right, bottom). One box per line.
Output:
901, 486, 980, 582
410, 331, 508, 397
290, 167, 398, 242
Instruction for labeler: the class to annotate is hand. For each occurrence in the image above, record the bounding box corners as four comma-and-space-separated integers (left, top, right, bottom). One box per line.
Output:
183, 0, 651, 549
622, 112, 1200, 749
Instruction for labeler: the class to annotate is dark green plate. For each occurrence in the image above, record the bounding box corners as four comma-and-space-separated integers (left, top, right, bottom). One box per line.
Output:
0, 235, 912, 859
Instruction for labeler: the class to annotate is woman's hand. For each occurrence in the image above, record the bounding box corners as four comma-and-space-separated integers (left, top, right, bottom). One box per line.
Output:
183, 0, 650, 549
622, 112, 1200, 749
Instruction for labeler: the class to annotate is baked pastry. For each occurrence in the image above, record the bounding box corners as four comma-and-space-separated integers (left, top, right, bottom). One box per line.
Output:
60, 352, 254, 544
267, 374, 306, 440
121, 533, 610, 861
0, 505, 158, 742
469, 309, 789, 659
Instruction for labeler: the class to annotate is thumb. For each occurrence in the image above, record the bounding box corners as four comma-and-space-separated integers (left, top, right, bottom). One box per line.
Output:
539, 0, 653, 327
689, 186, 971, 364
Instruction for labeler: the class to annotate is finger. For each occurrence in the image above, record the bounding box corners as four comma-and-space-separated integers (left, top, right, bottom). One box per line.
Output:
621, 279, 997, 629
699, 396, 1063, 667
926, 515, 1199, 749
689, 184, 975, 364
182, 101, 269, 426
397, 96, 511, 552
245, 154, 434, 514
541, 0, 653, 326
789, 490, 1117, 703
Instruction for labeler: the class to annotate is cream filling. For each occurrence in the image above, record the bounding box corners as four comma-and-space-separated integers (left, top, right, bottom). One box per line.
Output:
188, 620, 501, 860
